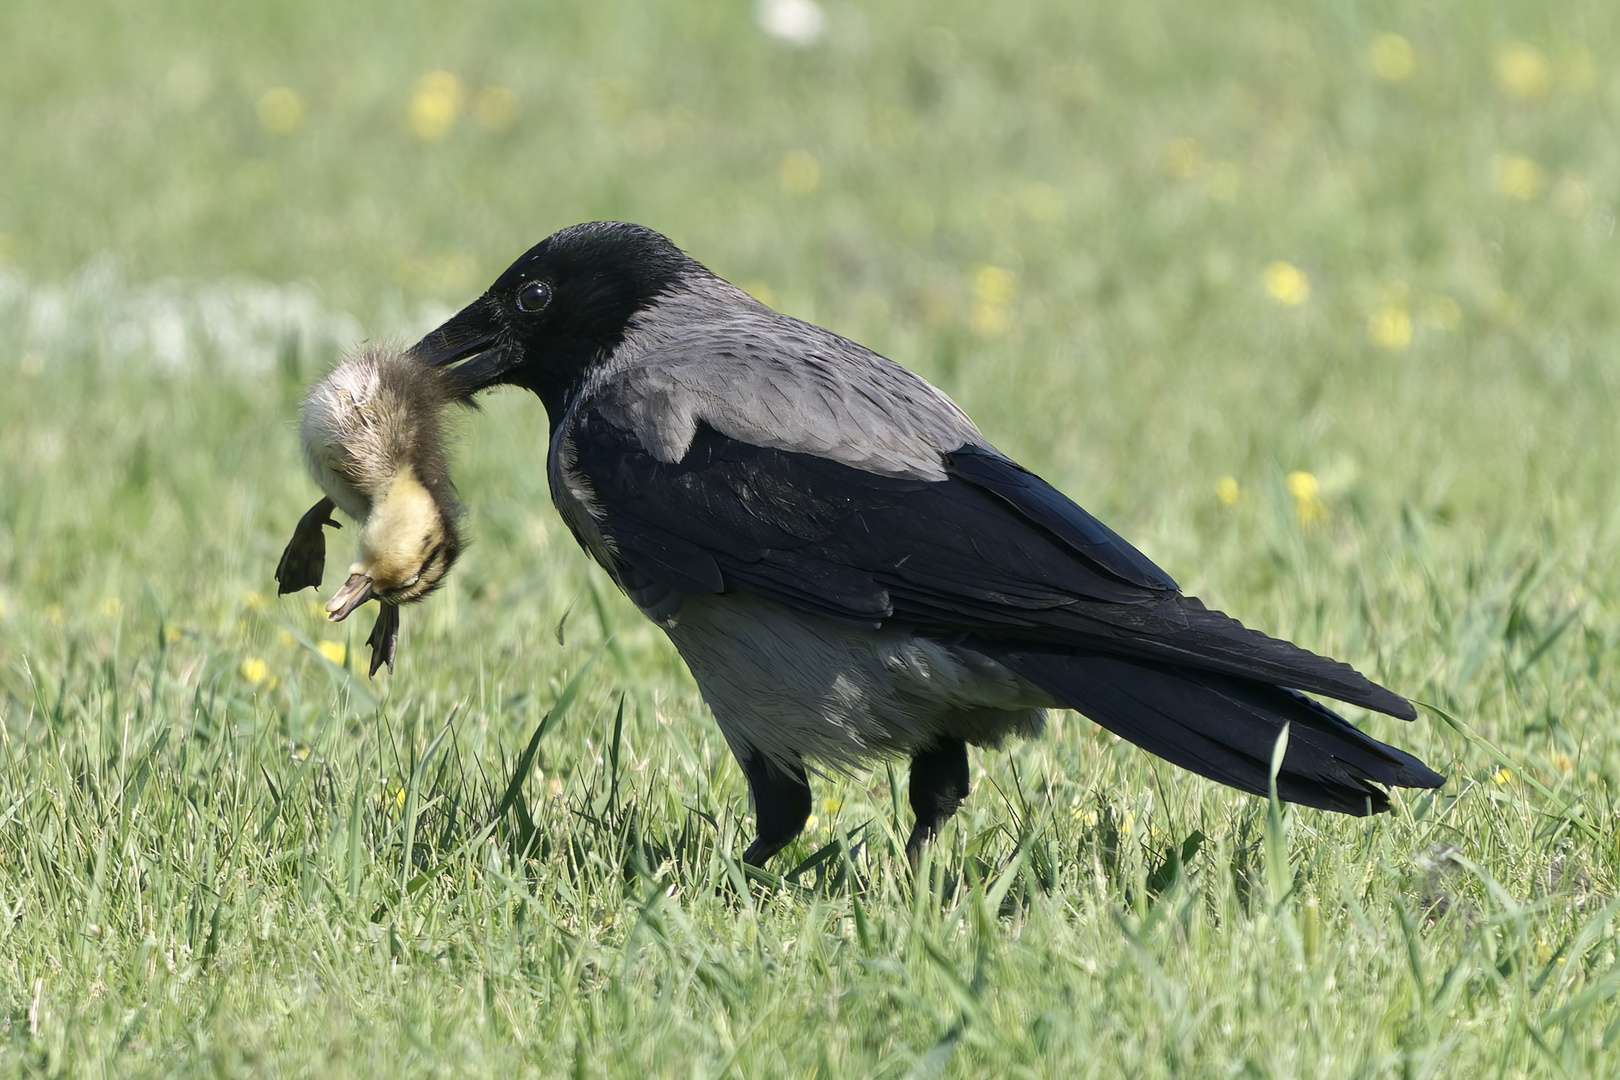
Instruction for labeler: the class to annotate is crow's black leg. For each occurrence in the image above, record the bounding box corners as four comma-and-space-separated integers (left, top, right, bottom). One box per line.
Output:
739, 751, 812, 867
906, 739, 970, 862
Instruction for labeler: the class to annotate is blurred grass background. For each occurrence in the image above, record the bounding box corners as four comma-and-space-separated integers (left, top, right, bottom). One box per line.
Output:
4, 0, 1620, 1075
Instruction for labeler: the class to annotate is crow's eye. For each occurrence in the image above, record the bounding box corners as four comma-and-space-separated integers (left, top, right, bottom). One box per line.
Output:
516, 280, 552, 313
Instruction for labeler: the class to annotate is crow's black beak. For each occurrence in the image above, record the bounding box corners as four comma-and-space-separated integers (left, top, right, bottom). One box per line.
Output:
409, 293, 518, 395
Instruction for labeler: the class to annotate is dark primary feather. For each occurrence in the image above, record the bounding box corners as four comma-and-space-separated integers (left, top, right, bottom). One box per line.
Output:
571, 409, 1418, 721
988, 650, 1439, 813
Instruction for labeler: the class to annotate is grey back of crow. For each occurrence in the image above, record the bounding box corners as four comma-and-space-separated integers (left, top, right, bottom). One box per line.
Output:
413, 220, 1444, 867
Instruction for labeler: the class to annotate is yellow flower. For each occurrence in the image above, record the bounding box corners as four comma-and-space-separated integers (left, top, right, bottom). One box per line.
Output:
100, 597, 124, 619
1368, 305, 1413, 351
1496, 43, 1552, 99
778, 150, 821, 195
1286, 471, 1327, 525
1550, 751, 1573, 773
1215, 476, 1240, 506
257, 87, 304, 135
1263, 262, 1310, 307
1493, 766, 1514, 785
973, 265, 1015, 307
1366, 33, 1414, 82
474, 85, 518, 132
409, 70, 464, 142
971, 265, 1015, 337
317, 640, 347, 666
1494, 154, 1545, 201
1163, 137, 1203, 179
240, 657, 271, 685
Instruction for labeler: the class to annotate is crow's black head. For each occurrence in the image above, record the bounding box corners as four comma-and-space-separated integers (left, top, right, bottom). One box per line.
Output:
412, 222, 698, 422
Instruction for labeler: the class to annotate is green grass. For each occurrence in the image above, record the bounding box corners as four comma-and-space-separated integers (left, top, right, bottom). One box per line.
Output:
4, 0, 1620, 1074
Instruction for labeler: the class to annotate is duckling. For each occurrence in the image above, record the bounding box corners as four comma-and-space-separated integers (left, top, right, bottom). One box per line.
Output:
274, 343, 465, 675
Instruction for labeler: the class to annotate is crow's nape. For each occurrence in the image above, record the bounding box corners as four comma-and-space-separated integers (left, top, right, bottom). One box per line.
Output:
992, 650, 1444, 813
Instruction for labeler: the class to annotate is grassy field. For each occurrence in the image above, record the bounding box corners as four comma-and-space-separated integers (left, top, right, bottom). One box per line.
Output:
4, 0, 1620, 1074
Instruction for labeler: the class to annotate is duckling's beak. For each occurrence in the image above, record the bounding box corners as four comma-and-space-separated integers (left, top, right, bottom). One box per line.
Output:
410, 293, 516, 395
325, 572, 374, 621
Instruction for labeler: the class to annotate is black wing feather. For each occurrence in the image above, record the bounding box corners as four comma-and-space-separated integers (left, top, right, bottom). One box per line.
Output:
570, 410, 1415, 720
945, 447, 1179, 591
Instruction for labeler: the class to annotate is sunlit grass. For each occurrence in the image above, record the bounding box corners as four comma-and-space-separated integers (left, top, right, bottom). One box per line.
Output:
3, 0, 1620, 1075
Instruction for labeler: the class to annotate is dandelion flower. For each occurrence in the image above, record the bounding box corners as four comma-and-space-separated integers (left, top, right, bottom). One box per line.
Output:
778, 149, 821, 195
1368, 304, 1413, 350
1496, 43, 1552, 99
240, 657, 271, 685
970, 265, 1015, 336
973, 265, 1015, 306
1551, 751, 1573, 772
317, 640, 347, 666
257, 87, 304, 135
1215, 476, 1240, 506
1494, 154, 1545, 201
1492, 766, 1514, 785
1263, 262, 1310, 307
1367, 33, 1414, 82
1286, 471, 1327, 525
100, 597, 123, 619
409, 70, 464, 142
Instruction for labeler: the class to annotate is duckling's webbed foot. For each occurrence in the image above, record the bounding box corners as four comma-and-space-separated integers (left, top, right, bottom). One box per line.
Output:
275, 497, 341, 594
367, 603, 400, 676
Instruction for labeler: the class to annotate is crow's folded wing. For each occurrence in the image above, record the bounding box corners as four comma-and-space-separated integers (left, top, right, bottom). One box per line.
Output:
568, 408, 1414, 719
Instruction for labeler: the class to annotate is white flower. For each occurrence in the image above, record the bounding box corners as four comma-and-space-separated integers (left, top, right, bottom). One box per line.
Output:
757, 0, 826, 47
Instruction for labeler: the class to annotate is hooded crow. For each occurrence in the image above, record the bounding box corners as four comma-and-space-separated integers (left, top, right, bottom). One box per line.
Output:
411, 221, 1443, 866
276, 344, 465, 675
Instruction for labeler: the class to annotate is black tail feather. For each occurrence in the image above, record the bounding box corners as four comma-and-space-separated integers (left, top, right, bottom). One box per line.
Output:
994, 650, 1444, 815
